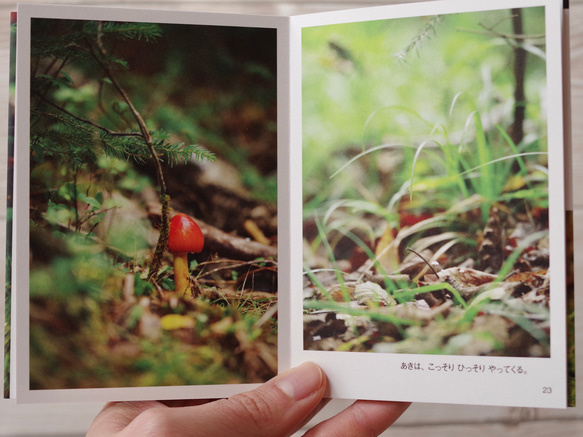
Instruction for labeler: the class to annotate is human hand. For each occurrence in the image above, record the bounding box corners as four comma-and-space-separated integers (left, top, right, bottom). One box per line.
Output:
87, 362, 410, 437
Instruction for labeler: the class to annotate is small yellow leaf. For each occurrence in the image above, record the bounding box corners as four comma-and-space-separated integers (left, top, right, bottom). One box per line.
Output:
375, 223, 400, 273
503, 174, 526, 192
160, 314, 195, 331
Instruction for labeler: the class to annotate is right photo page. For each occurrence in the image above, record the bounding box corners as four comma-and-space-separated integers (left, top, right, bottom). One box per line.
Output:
302, 7, 555, 359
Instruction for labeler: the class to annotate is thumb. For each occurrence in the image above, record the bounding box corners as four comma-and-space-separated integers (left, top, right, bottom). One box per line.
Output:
124, 362, 327, 437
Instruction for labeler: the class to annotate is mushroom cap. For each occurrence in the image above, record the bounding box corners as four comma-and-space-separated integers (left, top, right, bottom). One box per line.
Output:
167, 213, 204, 254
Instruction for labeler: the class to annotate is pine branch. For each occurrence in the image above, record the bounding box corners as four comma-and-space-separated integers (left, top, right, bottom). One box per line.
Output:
31, 110, 98, 168
30, 19, 215, 286
91, 22, 167, 196
98, 21, 163, 42
34, 92, 143, 138
393, 15, 443, 63
152, 135, 216, 167
90, 21, 170, 283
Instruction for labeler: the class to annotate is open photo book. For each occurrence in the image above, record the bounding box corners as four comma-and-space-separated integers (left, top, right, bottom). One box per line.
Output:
3, 0, 575, 409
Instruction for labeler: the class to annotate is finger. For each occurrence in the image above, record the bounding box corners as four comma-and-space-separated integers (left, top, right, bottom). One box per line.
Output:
87, 401, 168, 436
122, 362, 327, 437
295, 397, 332, 433
301, 400, 410, 437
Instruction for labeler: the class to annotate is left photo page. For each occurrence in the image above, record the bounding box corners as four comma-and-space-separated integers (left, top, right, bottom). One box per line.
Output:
12, 4, 287, 403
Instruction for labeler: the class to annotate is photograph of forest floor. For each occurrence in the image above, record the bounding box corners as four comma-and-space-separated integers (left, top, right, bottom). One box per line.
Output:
301, 8, 563, 358
22, 18, 279, 390
303, 199, 552, 357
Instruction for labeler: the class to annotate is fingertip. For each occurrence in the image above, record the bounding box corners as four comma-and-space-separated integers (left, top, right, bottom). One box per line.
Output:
87, 400, 167, 435
302, 399, 411, 437
275, 362, 326, 402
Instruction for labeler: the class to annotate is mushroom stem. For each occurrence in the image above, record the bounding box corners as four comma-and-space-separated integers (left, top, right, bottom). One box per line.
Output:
173, 252, 191, 296
167, 213, 204, 297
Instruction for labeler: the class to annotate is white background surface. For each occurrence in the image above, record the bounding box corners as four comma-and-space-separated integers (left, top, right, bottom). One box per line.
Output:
0, 0, 582, 435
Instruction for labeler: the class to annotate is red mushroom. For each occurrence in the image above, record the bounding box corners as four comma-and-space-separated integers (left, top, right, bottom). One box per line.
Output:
167, 213, 204, 296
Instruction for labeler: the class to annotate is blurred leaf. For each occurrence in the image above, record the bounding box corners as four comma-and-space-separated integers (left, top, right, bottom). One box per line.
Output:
375, 223, 400, 273
160, 314, 196, 331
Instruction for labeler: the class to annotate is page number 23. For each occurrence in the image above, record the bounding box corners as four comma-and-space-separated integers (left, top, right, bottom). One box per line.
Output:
542, 387, 552, 394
